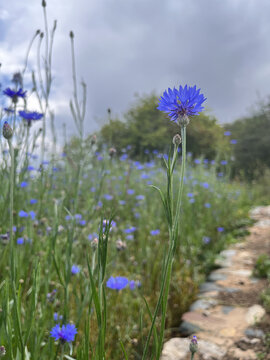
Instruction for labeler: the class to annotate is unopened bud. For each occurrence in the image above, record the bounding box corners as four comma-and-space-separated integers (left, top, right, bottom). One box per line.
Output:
0, 346, 6, 357
109, 147, 116, 157
91, 237, 98, 249
40, 32, 44, 39
3, 122, 13, 139
172, 134, 181, 146
189, 335, 198, 354
42, 0, 46, 7
91, 134, 97, 145
177, 114, 190, 127
69, 31, 74, 39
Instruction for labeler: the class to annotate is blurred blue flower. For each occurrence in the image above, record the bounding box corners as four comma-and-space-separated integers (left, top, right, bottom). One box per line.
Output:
104, 194, 113, 200
230, 139, 237, 144
217, 227, 224, 232
202, 236, 211, 244
30, 199, 38, 205
50, 323, 77, 342
71, 265, 80, 274
127, 189, 135, 195
194, 159, 201, 164
106, 276, 129, 290
88, 233, 98, 241
29, 211, 36, 220
136, 195, 145, 200
129, 280, 141, 290
53, 313, 63, 321
202, 182, 209, 189
18, 210, 28, 218
187, 193, 194, 198
17, 237, 24, 245
20, 181, 28, 188
141, 173, 149, 179
90, 187, 96, 192
157, 85, 206, 122
150, 229, 160, 236
79, 220, 86, 226
126, 234, 134, 241
220, 160, 227, 165
189, 198, 195, 204
224, 131, 231, 136
3, 87, 27, 99
204, 203, 211, 208
19, 110, 43, 126
123, 227, 136, 234
119, 200, 126, 205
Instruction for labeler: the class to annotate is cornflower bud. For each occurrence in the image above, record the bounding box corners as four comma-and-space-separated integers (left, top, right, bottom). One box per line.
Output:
189, 335, 198, 355
3, 122, 13, 139
0, 346, 6, 357
172, 134, 181, 146
109, 147, 116, 157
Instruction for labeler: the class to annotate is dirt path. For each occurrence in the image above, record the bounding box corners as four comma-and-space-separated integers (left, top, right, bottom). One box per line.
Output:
162, 206, 270, 360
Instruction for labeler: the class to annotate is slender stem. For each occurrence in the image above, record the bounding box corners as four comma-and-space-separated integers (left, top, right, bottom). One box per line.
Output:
8, 139, 15, 281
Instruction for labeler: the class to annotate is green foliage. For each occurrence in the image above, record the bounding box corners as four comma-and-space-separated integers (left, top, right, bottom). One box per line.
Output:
253, 254, 270, 278
226, 101, 270, 181
99, 93, 228, 160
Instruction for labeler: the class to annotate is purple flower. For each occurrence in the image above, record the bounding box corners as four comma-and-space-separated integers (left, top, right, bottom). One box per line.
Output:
30, 199, 38, 205
129, 280, 141, 290
230, 139, 237, 144
50, 323, 77, 342
104, 194, 113, 201
220, 160, 227, 165
157, 85, 206, 123
224, 131, 231, 136
187, 193, 194, 198
127, 189, 135, 195
217, 227, 224, 232
136, 195, 145, 200
106, 276, 129, 290
123, 227, 136, 234
194, 159, 201, 164
204, 203, 211, 208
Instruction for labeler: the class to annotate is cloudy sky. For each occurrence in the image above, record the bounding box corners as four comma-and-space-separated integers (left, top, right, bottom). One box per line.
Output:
1, 0, 270, 138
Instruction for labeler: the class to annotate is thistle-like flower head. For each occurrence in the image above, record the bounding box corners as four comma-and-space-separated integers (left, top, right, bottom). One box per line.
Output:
157, 85, 206, 126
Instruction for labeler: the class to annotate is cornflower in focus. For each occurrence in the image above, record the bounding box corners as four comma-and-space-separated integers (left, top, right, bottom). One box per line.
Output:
157, 85, 206, 126
50, 323, 77, 343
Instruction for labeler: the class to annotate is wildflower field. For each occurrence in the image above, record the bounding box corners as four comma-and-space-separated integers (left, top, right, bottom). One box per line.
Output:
0, 2, 258, 360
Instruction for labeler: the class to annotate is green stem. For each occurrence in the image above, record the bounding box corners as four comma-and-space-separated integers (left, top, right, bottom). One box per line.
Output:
8, 139, 15, 282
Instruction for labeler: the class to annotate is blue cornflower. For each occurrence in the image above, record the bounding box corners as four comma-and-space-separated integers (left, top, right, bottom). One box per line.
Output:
104, 194, 113, 201
50, 323, 77, 343
217, 227, 224, 232
187, 192, 194, 198
123, 227, 136, 234
127, 189, 135, 195
106, 276, 129, 290
17, 237, 24, 245
202, 236, 211, 244
220, 160, 227, 165
29, 211, 36, 220
157, 85, 206, 124
230, 139, 237, 144
71, 265, 80, 274
18, 210, 28, 218
136, 195, 145, 200
30, 199, 38, 205
224, 131, 231, 136
119, 200, 126, 205
20, 181, 28, 188
19, 110, 43, 126
129, 280, 141, 290
150, 229, 160, 236
3, 87, 27, 100
204, 203, 211, 208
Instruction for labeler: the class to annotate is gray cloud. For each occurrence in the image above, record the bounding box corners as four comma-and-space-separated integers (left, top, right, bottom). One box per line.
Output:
1, 0, 270, 137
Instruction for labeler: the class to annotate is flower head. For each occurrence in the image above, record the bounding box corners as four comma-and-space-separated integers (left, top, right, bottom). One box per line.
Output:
19, 110, 43, 126
50, 323, 77, 343
157, 85, 206, 125
106, 276, 129, 290
3, 87, 27, 103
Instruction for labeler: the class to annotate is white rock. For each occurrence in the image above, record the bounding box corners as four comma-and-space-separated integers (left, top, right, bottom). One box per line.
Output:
245, 304, 266, 325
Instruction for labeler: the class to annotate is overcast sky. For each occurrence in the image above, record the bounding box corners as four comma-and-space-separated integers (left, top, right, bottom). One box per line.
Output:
1, 0, 270, 138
